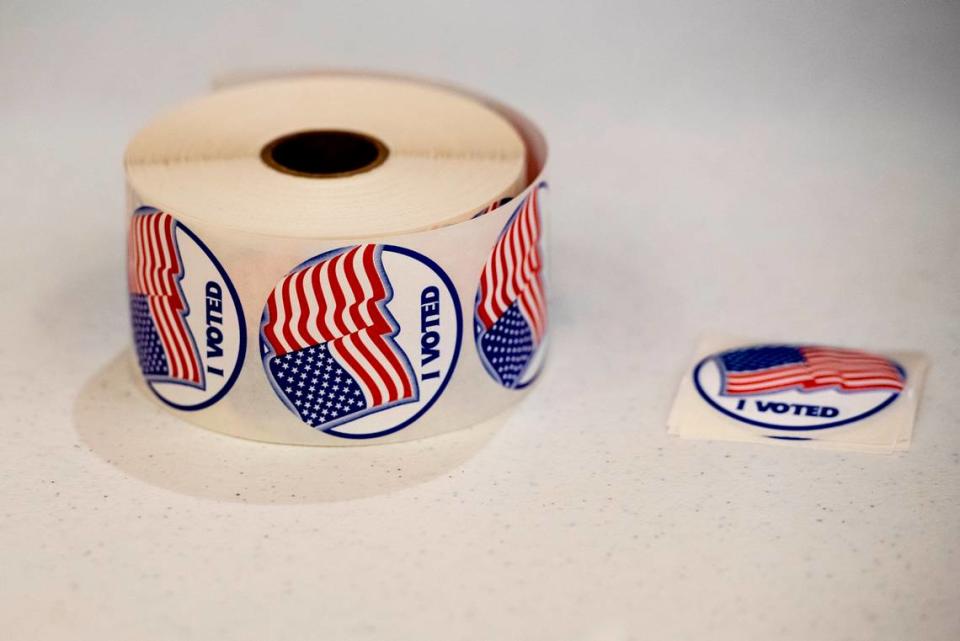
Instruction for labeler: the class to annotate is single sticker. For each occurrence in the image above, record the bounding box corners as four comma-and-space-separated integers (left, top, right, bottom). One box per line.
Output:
128, 206, 246, 410
474, 183, 548, 389
259, 244, 462, 439
693, 344, 906, 430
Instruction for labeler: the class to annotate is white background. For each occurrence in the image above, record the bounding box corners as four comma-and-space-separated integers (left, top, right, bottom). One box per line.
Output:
2, 1, 958, 639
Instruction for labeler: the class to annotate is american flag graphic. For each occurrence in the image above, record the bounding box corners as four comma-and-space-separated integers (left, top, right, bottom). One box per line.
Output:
718, 345, 905, 395
471, 197, 513, 219
261, 244, 418, 429
128, 209, 203, 387
475, 185, 546, 388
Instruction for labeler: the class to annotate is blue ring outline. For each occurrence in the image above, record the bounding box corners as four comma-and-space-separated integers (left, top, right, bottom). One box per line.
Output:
260, 244, 463, 440
692, 353, 904, 431
142, 218, 247, 411
258, 245, 417, 429
473, 180, 549, 390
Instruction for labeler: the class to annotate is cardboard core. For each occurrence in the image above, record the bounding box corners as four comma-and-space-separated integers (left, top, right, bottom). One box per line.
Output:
261, 130, 389, 178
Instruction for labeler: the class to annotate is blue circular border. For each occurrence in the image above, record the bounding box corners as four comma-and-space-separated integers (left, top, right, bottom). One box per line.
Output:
259, 244, 463, 440
472, 182, 548, 390
692, 355, 904, 431
144, 218, 247, 412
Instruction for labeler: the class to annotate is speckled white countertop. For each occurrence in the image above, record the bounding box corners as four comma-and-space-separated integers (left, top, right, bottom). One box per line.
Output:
2, 2, 958, 639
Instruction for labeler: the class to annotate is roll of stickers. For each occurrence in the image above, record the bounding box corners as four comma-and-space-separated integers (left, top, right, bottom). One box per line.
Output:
124, 74, 549, 445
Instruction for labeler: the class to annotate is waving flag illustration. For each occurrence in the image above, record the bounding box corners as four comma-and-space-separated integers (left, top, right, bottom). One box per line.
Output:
261, 244, 418, 430
128, 209, 203, 387
475, 186, 546, 388
471, 196, 513, 219
718, 345, 905, 395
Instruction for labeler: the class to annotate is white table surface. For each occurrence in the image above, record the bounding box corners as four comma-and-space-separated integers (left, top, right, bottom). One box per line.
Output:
2, 2, 958, 639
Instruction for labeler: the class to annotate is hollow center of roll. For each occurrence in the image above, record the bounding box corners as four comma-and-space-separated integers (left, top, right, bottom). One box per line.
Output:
260, 130, 389, 178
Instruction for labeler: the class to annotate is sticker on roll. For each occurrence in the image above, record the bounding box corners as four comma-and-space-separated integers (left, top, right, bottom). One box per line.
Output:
124, 75, 549, 445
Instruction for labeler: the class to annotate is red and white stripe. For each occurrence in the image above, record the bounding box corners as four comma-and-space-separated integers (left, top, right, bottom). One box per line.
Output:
724, 346, 904, 394
482, 199, 503, 215
262, 244, 415, 409
128, 211, 201, 384
476, 187, 546, 342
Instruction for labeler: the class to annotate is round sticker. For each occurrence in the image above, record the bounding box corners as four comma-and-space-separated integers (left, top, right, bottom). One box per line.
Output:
693, 344, 906, 430
128, 206, 246, 410
474, 183, 548, 389
259, 244, 462, 439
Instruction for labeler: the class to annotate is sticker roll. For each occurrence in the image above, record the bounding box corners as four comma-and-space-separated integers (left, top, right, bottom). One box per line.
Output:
124, 74, 549, 445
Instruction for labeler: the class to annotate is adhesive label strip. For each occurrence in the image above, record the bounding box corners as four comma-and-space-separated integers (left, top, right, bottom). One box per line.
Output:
125, 75, 549, 445
668, 335, 927, 453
